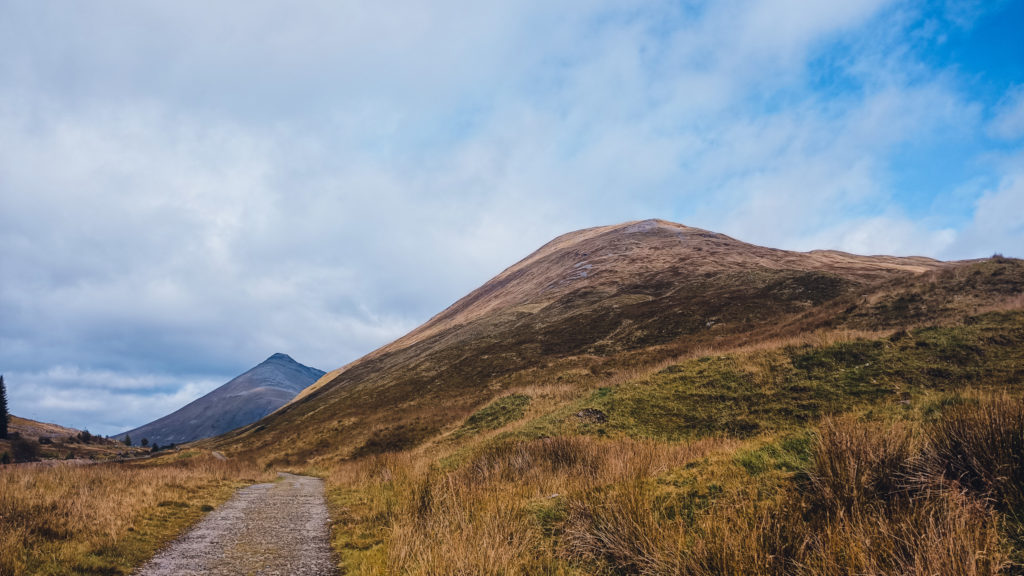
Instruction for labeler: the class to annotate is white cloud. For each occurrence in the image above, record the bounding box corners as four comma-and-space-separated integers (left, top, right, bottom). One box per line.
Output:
949, 156, 1024, 259
987, 85, 1024, 141
7, 367, 223, 435
809, 216, 957, 256
0, 0, 1019, 431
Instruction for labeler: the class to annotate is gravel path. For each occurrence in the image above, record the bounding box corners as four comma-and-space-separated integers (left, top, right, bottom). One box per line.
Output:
134, 473, 337, 576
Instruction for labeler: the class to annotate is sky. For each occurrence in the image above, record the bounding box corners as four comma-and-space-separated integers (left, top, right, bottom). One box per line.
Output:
1, 0, 1022, 435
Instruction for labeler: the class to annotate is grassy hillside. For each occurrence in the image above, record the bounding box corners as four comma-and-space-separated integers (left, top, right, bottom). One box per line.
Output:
213, 254, 1024, 468
0, 416, 151, 464
4, 221, 1023, 574
318, 309, 1024, 575
203, 223, 1023, 573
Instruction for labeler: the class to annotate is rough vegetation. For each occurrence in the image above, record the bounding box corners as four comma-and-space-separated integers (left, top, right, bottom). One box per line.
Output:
315, 312, 1024, 575
0, 453, 273, 576
0, 415, 151, 464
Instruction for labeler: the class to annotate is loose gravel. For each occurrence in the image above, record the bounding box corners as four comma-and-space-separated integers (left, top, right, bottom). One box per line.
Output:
134, 473, 337, 576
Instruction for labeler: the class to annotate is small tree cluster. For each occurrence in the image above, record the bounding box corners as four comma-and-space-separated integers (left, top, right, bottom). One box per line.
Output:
11, 437, 39, 462
123, 434, 132, 447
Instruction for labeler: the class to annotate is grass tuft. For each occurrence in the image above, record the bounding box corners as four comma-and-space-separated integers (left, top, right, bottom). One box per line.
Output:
807, 416, 914, 512
927, 392, 1024, 517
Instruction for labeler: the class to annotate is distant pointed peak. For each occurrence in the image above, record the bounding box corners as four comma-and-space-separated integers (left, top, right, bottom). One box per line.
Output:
265, 353, 295, 363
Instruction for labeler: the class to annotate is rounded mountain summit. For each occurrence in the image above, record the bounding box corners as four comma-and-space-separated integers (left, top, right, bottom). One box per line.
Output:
213, 219, 1021, 465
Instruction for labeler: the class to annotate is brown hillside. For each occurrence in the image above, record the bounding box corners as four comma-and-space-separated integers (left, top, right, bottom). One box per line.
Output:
8, 415, 82, 441
213, 219, 1023, 464
1, 415, 150, 462
294, 220, 944, 403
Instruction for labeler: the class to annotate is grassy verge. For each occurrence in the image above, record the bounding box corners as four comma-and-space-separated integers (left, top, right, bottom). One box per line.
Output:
0, 453, 273, 576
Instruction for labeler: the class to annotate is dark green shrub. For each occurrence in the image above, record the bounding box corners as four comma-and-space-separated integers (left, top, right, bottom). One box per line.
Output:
11, 437, 40, 462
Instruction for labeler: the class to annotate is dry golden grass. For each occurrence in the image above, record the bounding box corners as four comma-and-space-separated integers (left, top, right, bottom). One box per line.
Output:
562, 412, 1009, 576
0, 452, 273, 576
320, 393, 1022, 576
807, 415, 916, 511
324, 436, 730, 575
309, 313, 1024, 575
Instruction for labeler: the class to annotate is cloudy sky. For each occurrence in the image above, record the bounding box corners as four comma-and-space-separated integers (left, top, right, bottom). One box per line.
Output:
1, 1, 1022, 435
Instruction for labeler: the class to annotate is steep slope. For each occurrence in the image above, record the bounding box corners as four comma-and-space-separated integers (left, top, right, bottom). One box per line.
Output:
215, 220, 1023, 464
293, 220, 942, 404
118, 353, 324, 447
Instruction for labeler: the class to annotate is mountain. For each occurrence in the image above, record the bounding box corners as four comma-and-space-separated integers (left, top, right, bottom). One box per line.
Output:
117, 353, 324, 447
212, 220, 1023, 464
195, 219, 1024, 573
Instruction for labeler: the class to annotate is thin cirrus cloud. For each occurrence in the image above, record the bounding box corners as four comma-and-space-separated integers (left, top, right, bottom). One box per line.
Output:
0, 0, 1021, 434
988, 86, 1024, 141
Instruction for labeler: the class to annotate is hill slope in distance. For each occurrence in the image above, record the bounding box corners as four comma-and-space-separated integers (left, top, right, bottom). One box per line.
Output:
117, 353, 324, 447
1, 415, 151, 461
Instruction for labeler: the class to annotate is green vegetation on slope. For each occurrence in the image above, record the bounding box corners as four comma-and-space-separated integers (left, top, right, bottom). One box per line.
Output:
579, 311, 1024, 441
321, 310, 1024, 575
455, 394, 531, 438
216, 257, 1024, 469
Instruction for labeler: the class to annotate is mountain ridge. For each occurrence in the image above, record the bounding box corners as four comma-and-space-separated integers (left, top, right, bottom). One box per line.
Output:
117, 353, 324, 447
292, 219, 948, 404
213, 219, 1022, 465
